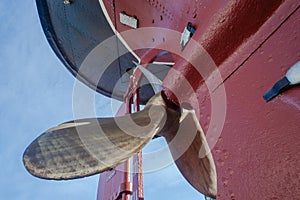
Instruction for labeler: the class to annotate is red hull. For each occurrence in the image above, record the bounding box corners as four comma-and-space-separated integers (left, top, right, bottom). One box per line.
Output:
100, 0, 300, 199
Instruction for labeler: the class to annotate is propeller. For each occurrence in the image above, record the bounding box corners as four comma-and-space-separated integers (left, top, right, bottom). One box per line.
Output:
159, 108, 217, 198
23, 91, 217, 198
23, 93, 174, 180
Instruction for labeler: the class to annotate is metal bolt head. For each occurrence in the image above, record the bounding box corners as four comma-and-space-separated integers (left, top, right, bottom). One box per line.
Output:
64, 0, 71, 5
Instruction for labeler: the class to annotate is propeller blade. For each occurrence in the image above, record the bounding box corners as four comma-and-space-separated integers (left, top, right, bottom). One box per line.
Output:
23, 91, 217, 198
23, 93, 172, 180
160, 109, 217, 198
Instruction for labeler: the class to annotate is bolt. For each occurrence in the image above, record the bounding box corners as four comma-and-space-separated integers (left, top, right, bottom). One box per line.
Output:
64, 0, 71, 5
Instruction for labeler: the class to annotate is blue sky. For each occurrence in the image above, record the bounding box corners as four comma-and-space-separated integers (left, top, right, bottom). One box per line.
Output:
0, 0, 204, 199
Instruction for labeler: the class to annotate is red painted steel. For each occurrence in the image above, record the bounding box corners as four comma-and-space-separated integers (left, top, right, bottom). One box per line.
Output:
97, 69, 145, 200
209, 10, 300, 198
100, 0, 300, 199
97, 104, 132, 200
132, 89, 144, 200
103, 0, 284, 65
97, 153, 133, 200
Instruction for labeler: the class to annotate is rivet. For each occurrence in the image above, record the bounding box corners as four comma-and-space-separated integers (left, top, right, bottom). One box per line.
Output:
64, 0, 71, 5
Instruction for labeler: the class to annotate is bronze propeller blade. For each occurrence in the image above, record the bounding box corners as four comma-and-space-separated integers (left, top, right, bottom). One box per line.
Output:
23, 92, 216, 198
23, 93, 174, 180
159, 108, 217, 198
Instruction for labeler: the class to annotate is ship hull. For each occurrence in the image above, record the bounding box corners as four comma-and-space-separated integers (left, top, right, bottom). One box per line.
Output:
100, 0, 300, 199
36, 0, 300, 198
